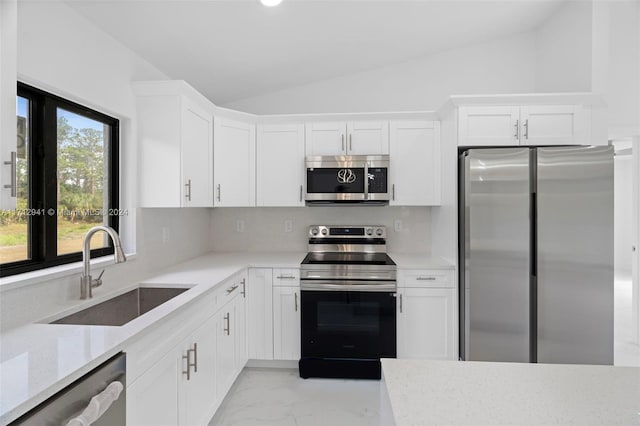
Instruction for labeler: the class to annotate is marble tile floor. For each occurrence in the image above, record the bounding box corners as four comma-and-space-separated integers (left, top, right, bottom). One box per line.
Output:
208, 368, 381, 426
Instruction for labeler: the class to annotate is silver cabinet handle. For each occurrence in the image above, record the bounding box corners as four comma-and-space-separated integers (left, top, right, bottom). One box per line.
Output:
241, 278, 246, 298
341, 134, 345, 152
349, 134, 352, 152
192, 342, 198, 373
276, 275, 296, 280
524, 119, 529, 139
294, 292, 298, 312
392, 184, 395, 201
184, 179, 191, 201
216, 184, 221, 202
399, 293, 403, 313
514, 119, 519, 140
224, 313, 230, 335
227, 284, 239, 294
3, 151, 16, 197
416, 276, 437, 281
299, 185, 303, 202
182, 346, 196, 380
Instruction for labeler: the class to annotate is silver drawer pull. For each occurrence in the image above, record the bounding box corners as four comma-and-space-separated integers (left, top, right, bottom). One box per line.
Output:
226, 284, 239, 294
276, 275, 296, 280
416, 276, 437, 281
65, 381, 124, 426
224, 313, 230, 335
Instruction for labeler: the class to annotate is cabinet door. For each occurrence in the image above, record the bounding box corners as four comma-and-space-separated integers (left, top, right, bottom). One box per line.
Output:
256, 124, 305, 206
397, 288, 454, 360
127, 348, 179, 426
520, 105, 587, 146
179, 314, 217, 426
247, 268, 274, 360
458, 106, 520, 146
182, 99, 213, 207
346, 121, 389, 155
234, 276, 248, 370
272, 286, 301, 360
214, 117, 256, 207
305, 122, 346, 156
389, 120, 441, 206
215, 300, 237, 397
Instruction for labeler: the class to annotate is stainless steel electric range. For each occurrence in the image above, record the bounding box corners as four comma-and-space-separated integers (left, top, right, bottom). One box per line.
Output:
299, 225, 397, 380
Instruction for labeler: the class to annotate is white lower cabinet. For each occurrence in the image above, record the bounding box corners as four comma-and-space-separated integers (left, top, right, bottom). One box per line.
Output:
247, 268, 274, 360
397, 269, 455, 360
272, 286, 301, 360
127, 348, 180, 426
126, 274, 247, 426
179, 316, 218, 426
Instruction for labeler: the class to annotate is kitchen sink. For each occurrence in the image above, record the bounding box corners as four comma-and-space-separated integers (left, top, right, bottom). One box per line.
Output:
50, 286, 191, 326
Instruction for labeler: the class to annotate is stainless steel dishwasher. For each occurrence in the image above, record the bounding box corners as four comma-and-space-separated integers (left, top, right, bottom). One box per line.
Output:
10, 353, 126, 425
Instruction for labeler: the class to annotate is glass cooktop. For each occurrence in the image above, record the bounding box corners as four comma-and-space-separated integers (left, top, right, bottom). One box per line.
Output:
301, 252, 396, 266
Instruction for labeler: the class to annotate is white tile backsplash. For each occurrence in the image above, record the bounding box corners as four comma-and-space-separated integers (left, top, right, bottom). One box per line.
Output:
209, 206, 432, 254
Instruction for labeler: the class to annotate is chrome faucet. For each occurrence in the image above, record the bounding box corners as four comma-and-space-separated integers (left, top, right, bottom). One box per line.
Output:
80, 225, 127, 299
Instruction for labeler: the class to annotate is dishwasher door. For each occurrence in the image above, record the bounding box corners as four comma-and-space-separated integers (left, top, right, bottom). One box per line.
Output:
10, 353, 126, 426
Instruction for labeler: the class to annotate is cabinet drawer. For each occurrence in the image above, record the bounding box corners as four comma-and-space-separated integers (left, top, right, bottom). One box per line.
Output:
400, 270, 454, 288
272, 268, 299, 286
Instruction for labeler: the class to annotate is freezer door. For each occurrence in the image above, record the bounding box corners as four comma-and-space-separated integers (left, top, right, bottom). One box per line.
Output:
464, 148, 531, 362
536, 146, 614, 365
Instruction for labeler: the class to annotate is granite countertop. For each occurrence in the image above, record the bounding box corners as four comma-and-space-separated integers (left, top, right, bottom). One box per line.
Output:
381, 358, 640, 426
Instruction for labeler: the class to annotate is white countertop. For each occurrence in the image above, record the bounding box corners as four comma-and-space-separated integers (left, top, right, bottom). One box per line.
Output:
0, 251, 453, 423
381, 359, 640, 426
0, 251, 305, 424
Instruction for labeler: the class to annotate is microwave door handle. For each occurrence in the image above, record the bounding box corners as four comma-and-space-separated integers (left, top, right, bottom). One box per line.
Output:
364, 162, 369, 199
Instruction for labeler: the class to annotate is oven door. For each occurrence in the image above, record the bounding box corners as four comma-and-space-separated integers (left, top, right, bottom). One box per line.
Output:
301, 289, 396, 359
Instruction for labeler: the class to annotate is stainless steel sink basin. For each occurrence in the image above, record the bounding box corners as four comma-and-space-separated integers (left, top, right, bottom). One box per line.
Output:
50, 286, 190, 326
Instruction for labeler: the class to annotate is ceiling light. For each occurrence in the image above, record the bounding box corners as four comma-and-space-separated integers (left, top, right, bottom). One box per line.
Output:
260, 0, 282, 6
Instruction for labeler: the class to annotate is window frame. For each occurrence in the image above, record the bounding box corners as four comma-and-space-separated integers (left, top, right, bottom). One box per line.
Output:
0, 82, 120, 277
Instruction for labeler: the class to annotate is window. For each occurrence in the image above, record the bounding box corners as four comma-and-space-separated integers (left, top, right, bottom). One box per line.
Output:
0, 83, 119, 277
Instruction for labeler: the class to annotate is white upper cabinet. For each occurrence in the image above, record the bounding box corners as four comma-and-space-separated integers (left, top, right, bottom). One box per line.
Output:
458, 105, 590, 147
305, 121, 389, 156
458, 106, 520, 146
214, 117, 256, 207
346, 121, 389, 155
389, 120, 441, 206
257, 124, 305, 207
520, 105, 587, 146
134, 81, 214, 207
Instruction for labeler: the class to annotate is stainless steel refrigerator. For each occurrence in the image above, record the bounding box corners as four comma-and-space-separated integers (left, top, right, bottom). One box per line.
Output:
459, 146, 614, 365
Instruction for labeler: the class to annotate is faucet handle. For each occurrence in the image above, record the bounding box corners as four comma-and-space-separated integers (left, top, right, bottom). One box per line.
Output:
93, 269, 105, 288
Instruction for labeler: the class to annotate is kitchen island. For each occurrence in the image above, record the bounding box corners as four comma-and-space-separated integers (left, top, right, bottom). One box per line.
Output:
380, 359, 640, 426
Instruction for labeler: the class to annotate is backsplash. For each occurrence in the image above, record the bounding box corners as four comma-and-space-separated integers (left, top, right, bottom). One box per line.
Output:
209, 206, 432, 253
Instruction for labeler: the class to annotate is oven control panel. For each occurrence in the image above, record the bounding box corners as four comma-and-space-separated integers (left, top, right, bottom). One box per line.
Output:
309, 225, 386, 239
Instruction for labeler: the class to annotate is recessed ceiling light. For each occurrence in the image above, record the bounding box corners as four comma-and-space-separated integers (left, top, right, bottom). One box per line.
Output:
260, 0, 282, 6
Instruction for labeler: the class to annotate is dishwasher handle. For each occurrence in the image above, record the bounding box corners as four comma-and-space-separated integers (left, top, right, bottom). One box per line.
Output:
65, 381, 124, 426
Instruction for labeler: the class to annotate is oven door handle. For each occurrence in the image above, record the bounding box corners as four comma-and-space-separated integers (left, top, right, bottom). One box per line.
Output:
300, 280, 396, 292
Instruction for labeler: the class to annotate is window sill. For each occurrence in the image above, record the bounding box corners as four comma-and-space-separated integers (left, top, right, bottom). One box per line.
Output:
0, 253, 137, 293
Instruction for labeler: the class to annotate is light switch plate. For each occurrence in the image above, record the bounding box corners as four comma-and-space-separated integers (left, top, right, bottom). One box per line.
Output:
236, 220, 245, 233
284, 220, 293, 233
394, 220, 403, 232
162, 227, 170, 243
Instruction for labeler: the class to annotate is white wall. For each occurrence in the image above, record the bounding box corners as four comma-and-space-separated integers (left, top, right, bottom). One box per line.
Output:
615, 152, 633, 276
224, 32, 536, 114
607, 1, 640, 134
209, 207, 431, 254
534, 1, 593, 93
1, 1, 212, 330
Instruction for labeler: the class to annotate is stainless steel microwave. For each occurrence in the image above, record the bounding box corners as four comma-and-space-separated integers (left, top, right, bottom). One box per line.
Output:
305, 155, 390, 204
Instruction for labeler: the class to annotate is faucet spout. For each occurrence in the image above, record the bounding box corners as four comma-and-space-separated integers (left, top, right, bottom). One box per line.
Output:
80, 225, 127, 299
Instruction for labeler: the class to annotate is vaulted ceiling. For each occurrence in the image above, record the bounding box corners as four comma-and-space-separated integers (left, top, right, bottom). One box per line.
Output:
66, 0, 566, 105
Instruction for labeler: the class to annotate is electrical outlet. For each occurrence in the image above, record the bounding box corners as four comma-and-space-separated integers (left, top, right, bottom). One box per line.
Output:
394, 220, 403, 232
284, 220, 293, 233
236, 220, 245, 233
162, 227, 170, 243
